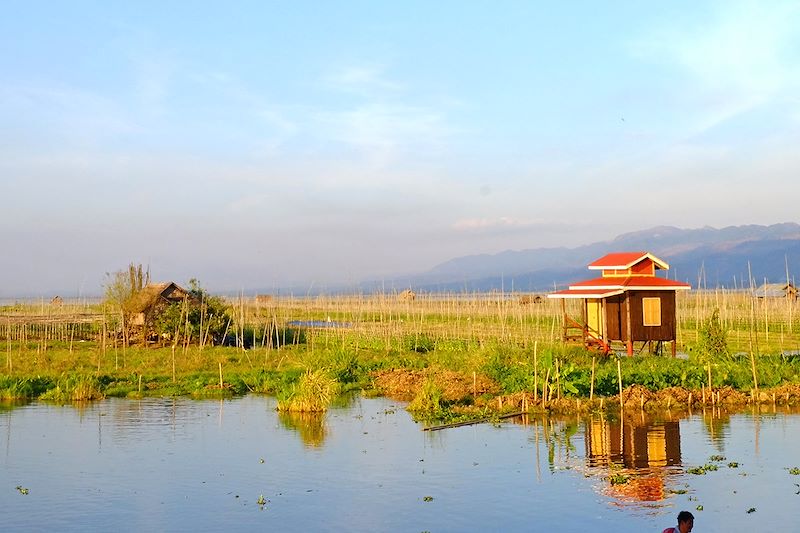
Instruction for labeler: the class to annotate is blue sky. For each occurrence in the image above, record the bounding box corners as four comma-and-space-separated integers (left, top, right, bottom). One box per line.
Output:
2, 1, 800, 295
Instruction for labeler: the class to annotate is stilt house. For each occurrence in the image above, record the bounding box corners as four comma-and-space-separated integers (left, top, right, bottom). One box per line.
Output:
548, 252, 690, 356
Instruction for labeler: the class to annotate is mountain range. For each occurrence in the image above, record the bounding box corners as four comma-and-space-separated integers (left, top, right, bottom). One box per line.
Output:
381, 223, 800, 293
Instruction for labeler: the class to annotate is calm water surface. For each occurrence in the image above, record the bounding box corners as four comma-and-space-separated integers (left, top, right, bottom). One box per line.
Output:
2, 396, 800, 532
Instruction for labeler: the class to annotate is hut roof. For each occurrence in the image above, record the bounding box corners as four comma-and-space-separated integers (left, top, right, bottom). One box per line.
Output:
129, 282, 190, 313
588, 252, 669, 271
549, 251, 690, 300
754, 283, 796, 298
549, 275, 690, 299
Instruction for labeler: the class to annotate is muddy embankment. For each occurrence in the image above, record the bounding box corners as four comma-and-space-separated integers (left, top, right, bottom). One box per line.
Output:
371, 369, 800, 415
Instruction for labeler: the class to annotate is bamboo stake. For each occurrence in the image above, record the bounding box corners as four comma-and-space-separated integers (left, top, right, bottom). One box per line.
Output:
707, 364, 713, 405
533, 341, 538, 402
543, 367, 550, 406
617, 358, 623, 411
590, 356, 596, 401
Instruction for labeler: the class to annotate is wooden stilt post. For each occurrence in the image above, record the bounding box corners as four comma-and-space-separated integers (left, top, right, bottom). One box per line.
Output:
625, 295, 633, 356
581, 299, 587, 349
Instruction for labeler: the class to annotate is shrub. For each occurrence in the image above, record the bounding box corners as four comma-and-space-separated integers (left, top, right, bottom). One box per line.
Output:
696, 309, 729, 363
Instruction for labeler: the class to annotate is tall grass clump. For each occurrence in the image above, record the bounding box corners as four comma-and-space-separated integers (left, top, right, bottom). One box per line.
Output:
0, 376, 51, 400
407, 377, 444, 416
277, 369, 338, 412
39, 373, 104, 401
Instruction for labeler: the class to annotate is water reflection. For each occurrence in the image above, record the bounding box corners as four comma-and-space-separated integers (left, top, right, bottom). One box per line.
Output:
583, 412, 682, 503
3, 397, 800, 531
278, 411, 328, 447
585, 414, 682, 469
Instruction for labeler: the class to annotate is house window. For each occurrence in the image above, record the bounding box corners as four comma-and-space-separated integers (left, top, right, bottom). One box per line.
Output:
642, 297, 661, 326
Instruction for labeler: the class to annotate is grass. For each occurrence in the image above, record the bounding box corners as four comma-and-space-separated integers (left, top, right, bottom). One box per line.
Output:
1, 291, 800, 411
276, 369, 338, 412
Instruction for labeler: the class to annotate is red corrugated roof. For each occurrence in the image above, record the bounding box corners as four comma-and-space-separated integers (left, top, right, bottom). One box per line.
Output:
588, 252, 669, 270
548, 288, 624, 299
568, 275, 690, 290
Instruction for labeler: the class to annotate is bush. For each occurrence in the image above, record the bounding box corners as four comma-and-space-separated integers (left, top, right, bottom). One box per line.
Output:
696, 309, 729, 363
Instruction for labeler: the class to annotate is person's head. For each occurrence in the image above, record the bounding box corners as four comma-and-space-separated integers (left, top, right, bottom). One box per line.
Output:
677, 511, 694, 533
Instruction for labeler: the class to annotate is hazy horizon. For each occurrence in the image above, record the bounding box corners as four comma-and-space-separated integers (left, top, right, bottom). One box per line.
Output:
3, 2, 800, 297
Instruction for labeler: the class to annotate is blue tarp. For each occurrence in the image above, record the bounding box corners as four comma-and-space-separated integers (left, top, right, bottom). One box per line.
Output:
287, 320, 352, 328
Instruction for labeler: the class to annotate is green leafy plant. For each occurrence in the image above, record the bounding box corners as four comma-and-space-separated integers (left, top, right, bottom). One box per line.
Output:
696, 309, 729, 363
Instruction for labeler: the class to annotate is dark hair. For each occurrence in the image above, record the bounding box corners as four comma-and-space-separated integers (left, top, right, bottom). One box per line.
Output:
677, 511, 694, 524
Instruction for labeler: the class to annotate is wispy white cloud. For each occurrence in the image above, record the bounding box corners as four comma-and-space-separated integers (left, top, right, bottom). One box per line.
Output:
312, 65, 456, 166
315, 102, 448, 150
324, 65, 405, 95
452, 217, 543, 231
632, 1, 800, 134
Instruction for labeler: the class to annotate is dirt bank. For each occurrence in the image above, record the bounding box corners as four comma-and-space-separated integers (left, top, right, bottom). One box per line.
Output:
370, 368, 800, 415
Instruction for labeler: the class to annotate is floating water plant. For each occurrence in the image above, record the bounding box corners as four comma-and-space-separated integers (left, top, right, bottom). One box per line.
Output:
788, 467, 800, 475
709, 454, 726, 462
728, 462, 740, 468
257, 494, 267, 506
15, 485, 29, 495
609, 473, 629, 485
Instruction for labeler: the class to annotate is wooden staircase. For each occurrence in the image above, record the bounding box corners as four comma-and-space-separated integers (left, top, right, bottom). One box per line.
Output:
562, 315, 611, 354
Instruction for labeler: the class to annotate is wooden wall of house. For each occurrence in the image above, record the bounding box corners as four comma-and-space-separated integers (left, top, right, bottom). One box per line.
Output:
604, 294, 624, 341
628, 291, 676, 341
603, 291, 676, 342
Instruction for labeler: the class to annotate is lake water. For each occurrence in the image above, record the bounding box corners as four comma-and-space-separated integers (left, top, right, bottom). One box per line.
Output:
2, 396, 800, 532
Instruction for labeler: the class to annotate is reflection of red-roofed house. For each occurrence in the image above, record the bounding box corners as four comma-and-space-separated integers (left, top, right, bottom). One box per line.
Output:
548, 252, 690, 355
585, 415, 682, 502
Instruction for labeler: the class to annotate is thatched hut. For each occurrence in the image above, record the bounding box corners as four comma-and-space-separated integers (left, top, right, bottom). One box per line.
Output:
129, 282, 193, 328
518, 294, 543, 305
398, 289, 416, 301
754, 282, 797, 300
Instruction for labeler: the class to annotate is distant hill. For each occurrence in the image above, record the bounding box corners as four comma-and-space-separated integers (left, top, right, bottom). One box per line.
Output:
382, 223, 800, 292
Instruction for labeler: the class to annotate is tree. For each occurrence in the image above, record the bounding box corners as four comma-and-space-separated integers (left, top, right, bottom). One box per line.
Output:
104, 263, 150, 341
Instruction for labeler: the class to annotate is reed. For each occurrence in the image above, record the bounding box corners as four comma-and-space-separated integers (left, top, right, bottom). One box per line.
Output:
407, 377, 444, 415
276, 369, 337, 412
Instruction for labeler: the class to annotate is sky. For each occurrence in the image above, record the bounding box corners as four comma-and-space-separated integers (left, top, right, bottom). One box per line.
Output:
2, 1, 800, 296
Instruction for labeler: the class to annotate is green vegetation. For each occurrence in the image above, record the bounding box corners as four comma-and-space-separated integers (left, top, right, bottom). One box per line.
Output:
2, 291, 800, 420
276, 369, 337, 412
609, 472, 630, 485
407, 378, 444, 417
